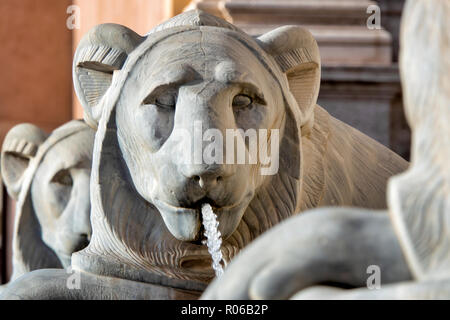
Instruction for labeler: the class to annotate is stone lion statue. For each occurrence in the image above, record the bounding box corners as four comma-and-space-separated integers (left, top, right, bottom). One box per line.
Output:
1, 10, 407, 299
202, 0, 450, 299
0, 120, 94, 285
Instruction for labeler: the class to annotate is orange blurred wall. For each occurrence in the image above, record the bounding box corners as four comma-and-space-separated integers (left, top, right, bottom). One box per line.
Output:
0, 0, 194, 127
0, 0, 73, 142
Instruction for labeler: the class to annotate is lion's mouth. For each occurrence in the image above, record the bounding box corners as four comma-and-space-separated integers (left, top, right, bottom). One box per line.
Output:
153, 192, 254, 242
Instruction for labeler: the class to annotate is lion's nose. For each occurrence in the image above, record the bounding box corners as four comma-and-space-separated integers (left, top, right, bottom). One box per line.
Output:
182, 164, 234, 190
192, 173, 223, 190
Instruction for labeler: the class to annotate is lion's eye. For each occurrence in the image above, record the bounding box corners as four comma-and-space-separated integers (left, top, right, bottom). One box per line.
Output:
155, 93, 176, 109
232, 94, 253, 108
51, 169, 73, 187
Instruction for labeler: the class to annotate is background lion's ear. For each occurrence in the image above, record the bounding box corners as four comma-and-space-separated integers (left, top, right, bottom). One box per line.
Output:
73, 23, 145, 129
257, 26, 321, 134
1, 124, 48, 200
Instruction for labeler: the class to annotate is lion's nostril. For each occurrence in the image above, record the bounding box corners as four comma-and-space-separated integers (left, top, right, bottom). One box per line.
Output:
199, 177, 206, 189
82, 233, 92, 242
195, 175, 223, 189
73, 234, 90, 252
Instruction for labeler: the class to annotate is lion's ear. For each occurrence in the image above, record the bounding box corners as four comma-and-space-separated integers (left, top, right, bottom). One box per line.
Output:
257, 26, 321, 134
1, 124, 48, 200
73, 23, 144, 128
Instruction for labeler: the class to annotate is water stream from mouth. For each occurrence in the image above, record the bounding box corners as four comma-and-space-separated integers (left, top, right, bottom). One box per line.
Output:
201, 203, 225, 277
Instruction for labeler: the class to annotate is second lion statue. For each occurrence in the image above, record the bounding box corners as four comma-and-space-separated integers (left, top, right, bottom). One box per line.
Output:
1, 10, 407, 300
0, 121, 94, 281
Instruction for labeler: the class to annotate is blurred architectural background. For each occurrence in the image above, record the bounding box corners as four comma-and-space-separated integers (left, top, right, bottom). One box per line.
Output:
0, 0, 407, 283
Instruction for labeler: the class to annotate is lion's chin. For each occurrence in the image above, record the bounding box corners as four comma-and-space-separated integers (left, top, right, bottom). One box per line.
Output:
153, 192, 254, 242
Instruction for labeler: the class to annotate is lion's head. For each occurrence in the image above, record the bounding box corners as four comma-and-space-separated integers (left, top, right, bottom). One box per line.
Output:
1, 120, 94, 280
72, 11, 320, 286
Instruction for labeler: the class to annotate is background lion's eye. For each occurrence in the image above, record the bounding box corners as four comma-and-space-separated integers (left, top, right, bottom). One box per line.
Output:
232, 94, 252, 108
51, 169, 73, 186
